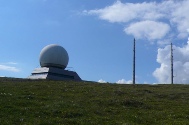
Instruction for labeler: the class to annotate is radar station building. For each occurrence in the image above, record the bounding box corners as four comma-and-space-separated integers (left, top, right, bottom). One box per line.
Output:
28, 44, 81, 81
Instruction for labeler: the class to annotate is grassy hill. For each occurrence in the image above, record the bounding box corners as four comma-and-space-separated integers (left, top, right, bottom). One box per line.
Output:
0, 78, 189, 125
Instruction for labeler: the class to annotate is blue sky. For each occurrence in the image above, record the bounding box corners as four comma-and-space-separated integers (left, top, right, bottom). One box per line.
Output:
0, 0, 189, 84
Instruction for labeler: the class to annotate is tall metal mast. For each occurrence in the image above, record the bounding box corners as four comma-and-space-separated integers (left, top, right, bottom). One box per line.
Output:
171, 43, 174, 84
133, 38, 136, 84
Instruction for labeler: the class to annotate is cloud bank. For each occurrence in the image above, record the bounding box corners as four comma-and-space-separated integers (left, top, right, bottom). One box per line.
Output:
0, 62, 20, 72
124, 21, 170, 40
153, 38, 189, 84
0, 65, 20, 72
84, 0, 189, 42
98, 79, 107, 83
116, 79, 132, 84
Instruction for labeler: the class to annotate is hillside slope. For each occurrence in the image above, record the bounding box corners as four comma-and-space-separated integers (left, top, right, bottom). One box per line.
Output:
0, 79, 189, 124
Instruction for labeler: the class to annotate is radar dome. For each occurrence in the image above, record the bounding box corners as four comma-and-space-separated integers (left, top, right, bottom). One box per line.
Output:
39, 44, 69, 69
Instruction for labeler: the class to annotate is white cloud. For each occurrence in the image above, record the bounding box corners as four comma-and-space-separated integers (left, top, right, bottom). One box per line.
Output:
116, 79, 132, 84
85, 1, 164, 23
7, 62, 18, 65
153, 38, 189, 84
170, 0, 189, 38
84, 0, 189, 42
98, 79, 107, 83
0, 65, 20, 72
124, 20, 170, 40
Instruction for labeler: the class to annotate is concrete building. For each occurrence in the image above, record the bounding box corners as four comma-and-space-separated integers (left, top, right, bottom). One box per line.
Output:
28, 44, 81, 81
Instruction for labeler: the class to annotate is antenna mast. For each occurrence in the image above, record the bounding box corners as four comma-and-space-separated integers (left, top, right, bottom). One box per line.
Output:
133, 38, 136, 84
171, 43, 173, 84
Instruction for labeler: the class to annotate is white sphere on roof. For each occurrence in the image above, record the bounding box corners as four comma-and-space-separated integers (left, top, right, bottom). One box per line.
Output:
39, 44, 69, 69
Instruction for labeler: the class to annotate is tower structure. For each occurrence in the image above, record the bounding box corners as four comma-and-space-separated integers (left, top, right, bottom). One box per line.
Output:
28, 44, 81, 81
133, 38, 136, 84
171, 43, 173, 84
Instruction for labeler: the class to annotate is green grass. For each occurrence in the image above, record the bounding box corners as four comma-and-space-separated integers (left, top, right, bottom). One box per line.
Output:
0, 78, 189, 124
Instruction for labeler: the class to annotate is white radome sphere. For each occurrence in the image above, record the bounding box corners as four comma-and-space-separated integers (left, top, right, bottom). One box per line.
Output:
39, 44, 69, 69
